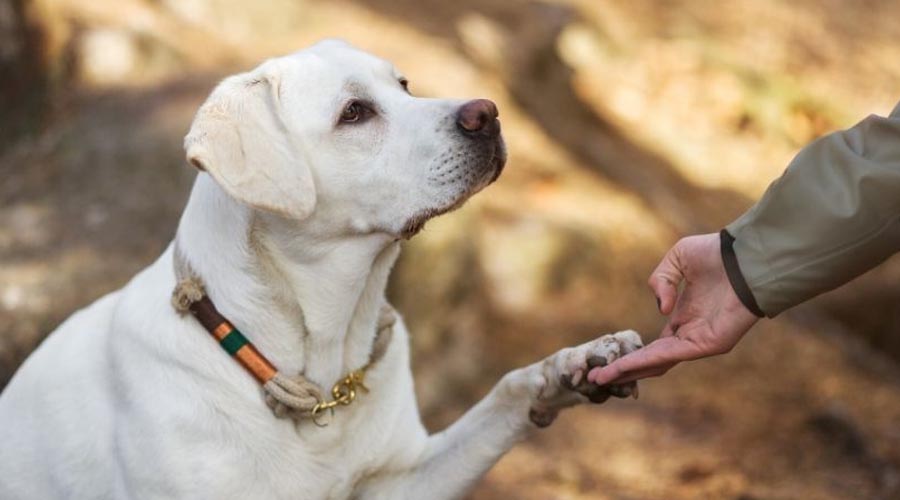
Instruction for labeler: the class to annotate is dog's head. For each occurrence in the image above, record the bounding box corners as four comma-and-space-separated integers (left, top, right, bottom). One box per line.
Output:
184, 39, 506, 239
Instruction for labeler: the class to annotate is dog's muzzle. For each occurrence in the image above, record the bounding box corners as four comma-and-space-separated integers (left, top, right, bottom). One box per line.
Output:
400, 100, 507, 239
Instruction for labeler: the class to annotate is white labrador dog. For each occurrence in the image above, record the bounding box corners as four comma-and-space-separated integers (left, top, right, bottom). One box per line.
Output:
0, 40, 642, 500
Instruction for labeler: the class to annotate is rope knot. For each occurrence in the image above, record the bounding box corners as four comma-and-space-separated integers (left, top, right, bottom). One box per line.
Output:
172, 278, 205, 315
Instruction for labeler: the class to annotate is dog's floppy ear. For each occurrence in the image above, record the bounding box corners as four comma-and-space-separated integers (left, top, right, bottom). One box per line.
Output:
184, 66, 316, 219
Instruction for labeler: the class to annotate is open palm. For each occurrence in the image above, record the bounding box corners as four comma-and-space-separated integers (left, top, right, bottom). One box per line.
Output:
589, 233, 760, 385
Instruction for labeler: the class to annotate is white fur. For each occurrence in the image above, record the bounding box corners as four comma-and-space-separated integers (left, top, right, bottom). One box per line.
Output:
0, 40, 642, 500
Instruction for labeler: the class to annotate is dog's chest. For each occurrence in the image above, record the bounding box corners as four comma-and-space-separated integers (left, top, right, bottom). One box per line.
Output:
218, 402, 399, 499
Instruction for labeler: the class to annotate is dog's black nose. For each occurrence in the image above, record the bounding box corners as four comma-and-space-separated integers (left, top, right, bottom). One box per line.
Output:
456, 99, 499, 137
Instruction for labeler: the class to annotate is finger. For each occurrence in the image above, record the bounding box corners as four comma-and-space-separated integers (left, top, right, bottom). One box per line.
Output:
605, 363, 676, 384
648, 245, 685, 315
587, 337, 695, 385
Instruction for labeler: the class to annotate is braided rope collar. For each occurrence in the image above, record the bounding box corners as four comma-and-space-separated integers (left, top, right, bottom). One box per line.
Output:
171, 277, 394, 427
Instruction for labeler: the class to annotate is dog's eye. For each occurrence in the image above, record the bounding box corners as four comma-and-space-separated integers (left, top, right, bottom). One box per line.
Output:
399, 78, 409, 92
340, 101, 368, 123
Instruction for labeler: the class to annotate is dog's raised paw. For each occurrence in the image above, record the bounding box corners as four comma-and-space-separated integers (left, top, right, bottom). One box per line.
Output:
528, 330, 643, 426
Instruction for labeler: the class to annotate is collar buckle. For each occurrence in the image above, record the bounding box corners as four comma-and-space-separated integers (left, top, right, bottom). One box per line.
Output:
309, 368, 370, 427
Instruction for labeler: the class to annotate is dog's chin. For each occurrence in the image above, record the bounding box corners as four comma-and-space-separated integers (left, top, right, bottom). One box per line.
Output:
401, 148, 507, 240
400, 198, 464, 240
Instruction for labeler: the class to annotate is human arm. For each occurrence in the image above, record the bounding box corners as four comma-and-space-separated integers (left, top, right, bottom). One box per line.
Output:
725, 102, 900, 317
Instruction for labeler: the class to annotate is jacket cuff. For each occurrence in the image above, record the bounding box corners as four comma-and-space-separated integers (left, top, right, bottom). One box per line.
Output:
719, 229, 766, 318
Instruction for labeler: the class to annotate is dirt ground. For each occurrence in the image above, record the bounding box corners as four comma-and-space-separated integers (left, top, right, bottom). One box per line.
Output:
2, 1, 900, 498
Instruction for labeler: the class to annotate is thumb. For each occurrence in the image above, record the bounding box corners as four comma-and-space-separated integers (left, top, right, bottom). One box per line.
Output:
587, 336, 692, 385
648, 243, 685, 315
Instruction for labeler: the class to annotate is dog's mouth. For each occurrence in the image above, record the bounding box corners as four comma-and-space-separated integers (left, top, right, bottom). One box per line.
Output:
488, 139, 508, 183
401, 141, 507, 240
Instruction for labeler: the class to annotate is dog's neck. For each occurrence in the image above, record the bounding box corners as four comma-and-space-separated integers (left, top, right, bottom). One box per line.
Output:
175, 175, 400, 387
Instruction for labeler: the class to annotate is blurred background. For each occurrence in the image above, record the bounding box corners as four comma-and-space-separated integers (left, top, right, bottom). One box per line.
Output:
2, 0, 900, 498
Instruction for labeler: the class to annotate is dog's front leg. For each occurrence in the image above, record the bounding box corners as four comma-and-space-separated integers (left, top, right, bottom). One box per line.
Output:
357, 330, 643, 500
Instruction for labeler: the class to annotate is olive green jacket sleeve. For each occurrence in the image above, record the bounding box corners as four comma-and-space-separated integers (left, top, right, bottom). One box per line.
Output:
724, 101, 900, 317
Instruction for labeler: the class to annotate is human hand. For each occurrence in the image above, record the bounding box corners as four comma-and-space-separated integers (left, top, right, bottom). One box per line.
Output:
588, 233, 760, 385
